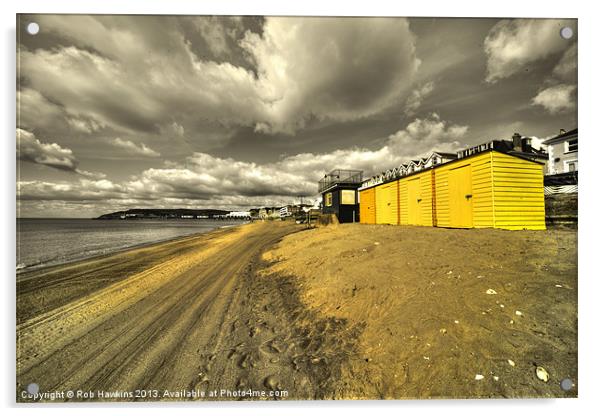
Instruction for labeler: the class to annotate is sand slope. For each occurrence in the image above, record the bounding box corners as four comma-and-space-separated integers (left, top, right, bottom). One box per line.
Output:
261, 223, 578, 399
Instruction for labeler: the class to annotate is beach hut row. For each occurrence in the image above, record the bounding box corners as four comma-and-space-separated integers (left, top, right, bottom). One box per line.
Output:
358, 143, 546, 230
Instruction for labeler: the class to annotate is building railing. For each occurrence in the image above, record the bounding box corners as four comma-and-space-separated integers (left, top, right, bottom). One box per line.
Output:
318, 169, 363, 193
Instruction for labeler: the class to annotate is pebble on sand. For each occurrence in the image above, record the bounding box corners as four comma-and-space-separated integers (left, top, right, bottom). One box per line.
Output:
475, 374, 484, 380
515, 310, 523, 316
508, 359, 516, 367
264, 375, 280, 390
486, 289, 497, 295
536, 366, 550, 382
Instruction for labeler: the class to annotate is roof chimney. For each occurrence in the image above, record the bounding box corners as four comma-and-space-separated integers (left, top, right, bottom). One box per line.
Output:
512, 133, 522, 151
521, 137, 532, 152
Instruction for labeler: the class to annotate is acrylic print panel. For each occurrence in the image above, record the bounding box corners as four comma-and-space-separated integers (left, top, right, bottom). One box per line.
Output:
16, 15, 577, 402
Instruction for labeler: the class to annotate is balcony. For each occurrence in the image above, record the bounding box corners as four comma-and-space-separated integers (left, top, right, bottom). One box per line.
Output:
318, 169, 363, 193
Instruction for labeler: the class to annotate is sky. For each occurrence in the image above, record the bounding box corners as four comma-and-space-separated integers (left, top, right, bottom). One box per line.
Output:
16, 15, 577, 218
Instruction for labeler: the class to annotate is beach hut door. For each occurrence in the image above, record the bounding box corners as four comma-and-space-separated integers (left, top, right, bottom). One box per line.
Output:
407, 178, 421, 225
449, 165, 473, 228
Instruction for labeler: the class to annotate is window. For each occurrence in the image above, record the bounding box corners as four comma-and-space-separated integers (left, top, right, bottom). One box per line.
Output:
341, 190, 356, 205
565, 160, 578, 173
565, 138, 578, 153
324, 192, 332, 207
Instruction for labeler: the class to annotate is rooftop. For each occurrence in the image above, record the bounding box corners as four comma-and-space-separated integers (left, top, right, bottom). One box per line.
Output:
542, 128, 578, 145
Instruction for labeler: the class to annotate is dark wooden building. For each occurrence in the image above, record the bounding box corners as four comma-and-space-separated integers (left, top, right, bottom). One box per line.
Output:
319, 169, 363, 223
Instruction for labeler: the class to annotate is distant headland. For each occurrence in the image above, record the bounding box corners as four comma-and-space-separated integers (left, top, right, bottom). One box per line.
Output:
96, 208, 234, 220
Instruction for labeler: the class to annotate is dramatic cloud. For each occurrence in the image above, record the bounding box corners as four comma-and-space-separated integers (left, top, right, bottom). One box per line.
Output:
192, 16, 244, 57
531, 84, 576, 114
242, 17, 420, 132
403, 82, 435, 117
17, 129, 76, 173
484, 19, 574, 83
21, 16, 419, 135
110, 138, 160, 157
17, 129, 105, 178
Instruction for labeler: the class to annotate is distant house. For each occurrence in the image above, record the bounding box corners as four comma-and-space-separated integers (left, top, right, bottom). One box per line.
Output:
423, 152, 457, 168
226, 211, 251, 219
258, 207, 280, 220
279, 204, 312, 218
542, 128, 578, 175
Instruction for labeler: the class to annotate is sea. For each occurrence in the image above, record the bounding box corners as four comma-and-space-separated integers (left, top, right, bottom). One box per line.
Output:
16, 218, 245, 273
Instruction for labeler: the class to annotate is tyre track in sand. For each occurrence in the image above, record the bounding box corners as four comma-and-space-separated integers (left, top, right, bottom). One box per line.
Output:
17, 222, 299, 401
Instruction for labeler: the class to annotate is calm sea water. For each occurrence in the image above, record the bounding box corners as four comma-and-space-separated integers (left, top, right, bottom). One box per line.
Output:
16, 218, 244, 273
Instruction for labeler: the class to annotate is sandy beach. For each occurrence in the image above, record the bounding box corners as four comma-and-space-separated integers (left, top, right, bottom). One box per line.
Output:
17, 221, 577, 401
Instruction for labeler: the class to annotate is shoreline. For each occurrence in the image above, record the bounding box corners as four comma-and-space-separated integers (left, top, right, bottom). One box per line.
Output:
17, 221, 301, 400
16, 221, 261, 324
16, 221, 249, 277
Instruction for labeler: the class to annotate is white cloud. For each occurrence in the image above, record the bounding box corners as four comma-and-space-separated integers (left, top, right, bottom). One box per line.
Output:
484, 19, 574, 83
531, 84, 576, 114
241, 17, 420, 133
22, 16, 419, 135
18, 128, 78, 172
17, 129, 105, 178
404, 82, 435, 117
66, 117, 104, 134
111, 138, 160, 157
387, 113, 468, 158
192, 16, 243, 57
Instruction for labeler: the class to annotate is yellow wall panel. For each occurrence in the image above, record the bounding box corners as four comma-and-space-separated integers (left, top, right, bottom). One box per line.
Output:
359, 188, 376, 224
398, 171, 434, 226
491, 152, 545, 230
375, 182, 399, 225
398, 179, 408, 224
434, 153, 494, 229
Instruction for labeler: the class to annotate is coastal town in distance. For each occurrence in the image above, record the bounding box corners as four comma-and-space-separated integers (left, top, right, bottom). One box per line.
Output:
17, 15, 577, 402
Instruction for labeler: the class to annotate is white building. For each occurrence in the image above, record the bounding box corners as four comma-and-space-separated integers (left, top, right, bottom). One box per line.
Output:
542, 129, 578, 175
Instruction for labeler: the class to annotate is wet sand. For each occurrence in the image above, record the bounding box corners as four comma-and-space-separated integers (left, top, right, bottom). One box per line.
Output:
17, 221, 577, 401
